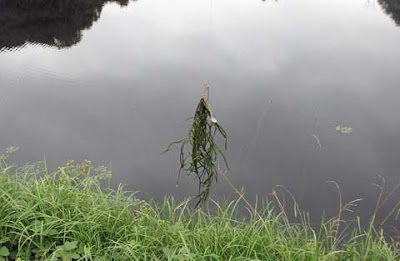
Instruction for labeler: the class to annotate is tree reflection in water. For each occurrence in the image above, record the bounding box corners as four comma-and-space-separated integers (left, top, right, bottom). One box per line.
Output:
378, 0, 400, 26
0, 0, 133, 52
1, 0, 400, 52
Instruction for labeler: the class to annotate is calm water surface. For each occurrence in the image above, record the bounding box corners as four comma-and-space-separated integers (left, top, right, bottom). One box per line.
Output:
1, 0, 400, 222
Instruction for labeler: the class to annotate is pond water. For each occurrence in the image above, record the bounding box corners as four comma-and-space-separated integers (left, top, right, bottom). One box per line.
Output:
1, 0, 400, 223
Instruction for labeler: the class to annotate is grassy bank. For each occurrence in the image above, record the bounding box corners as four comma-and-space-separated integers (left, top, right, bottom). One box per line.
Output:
0, 159, 399, 260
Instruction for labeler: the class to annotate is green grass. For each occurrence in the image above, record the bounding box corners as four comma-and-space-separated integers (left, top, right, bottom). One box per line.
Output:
0, 157, 399, 260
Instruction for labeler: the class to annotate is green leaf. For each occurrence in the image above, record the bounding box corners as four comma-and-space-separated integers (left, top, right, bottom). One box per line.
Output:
63, 241, 78, 251
70, 253, 80, 259
0, 247, 9, 257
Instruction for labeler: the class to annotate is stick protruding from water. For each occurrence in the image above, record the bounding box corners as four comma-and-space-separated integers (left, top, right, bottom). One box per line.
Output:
202, 83, 217, 123
203, 83, 209, 103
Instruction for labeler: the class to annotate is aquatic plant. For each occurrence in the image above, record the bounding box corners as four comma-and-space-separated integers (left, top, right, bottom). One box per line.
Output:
164, 84, 228, 206
336, 125, 353, 134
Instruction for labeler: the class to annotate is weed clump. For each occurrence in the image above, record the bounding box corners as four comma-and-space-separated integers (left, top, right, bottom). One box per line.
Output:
165, 84, 228, 206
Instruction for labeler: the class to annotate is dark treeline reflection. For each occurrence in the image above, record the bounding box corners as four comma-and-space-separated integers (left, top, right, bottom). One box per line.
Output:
0, 0, 133, 52
379, 0, 400, 26
260, 0, 400, 28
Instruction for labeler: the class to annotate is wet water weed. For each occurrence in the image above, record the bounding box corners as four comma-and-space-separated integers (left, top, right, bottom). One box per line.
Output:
164, 85, 228, 206
0, 156, 399, 260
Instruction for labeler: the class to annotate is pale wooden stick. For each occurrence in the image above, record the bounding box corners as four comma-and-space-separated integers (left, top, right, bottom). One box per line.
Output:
203, 83, 209, 103
202, 83, 217, 123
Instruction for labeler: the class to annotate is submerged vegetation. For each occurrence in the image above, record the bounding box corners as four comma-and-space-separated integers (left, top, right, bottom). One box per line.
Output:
0, 149, 399, 260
